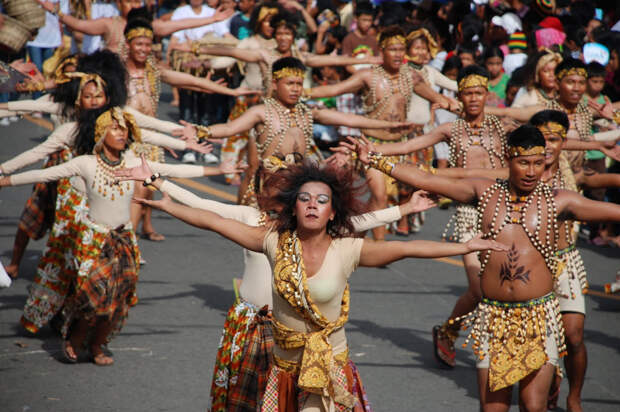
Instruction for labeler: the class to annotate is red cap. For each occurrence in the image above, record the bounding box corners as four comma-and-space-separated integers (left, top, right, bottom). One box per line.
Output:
539, 16, 563, 33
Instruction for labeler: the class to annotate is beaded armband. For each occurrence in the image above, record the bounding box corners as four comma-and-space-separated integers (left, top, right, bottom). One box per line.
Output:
143, 172, 161, 187
613, 110, 620, 125
191, 41, 201, 56
196, 125, 213, 140
368, 152, 395, 175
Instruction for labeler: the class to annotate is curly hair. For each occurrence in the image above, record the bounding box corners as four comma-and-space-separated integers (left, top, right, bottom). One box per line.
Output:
76, 50, 128, 110
270, 10, 298, 36
258, 161, 367, 237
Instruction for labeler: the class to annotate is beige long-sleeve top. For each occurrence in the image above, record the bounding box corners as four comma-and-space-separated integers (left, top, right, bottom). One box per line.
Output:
407, 65, 457, 126
10, 153, 205, 228
6, 96, 181, 135
1, 122, 189, 175
159, 179, 401, 308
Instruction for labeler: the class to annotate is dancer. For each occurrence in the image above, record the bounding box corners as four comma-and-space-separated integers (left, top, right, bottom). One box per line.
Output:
116, 152, 438, 411
178, 56, 416, 206
0, 107, 241, 365
306, 25, 458, 240
512, 50, 562, 108
123, 159, 506, 411
352, 125, 620, 411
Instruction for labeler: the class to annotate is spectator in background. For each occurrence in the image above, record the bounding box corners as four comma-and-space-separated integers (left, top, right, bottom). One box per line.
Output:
341, 1, 378, 74
229, 0, 256, 39
503, 31, 528, 76
483, 46, 509, 107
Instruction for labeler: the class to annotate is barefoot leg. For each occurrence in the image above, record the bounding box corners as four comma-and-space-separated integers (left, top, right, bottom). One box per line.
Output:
7, 228, 30, 278
91, 318, 114, 366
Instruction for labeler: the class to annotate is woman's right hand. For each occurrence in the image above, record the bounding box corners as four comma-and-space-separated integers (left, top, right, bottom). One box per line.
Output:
465, 234, 509, 253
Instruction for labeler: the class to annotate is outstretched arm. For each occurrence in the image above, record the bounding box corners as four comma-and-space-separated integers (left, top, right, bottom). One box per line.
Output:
304, 53, 378, 68
195, 45, 263, 63
133, 193, 267, 252
307, 69, 368, 98
339, 125, 449, 156
191, 105, 264, 138
160, 68, 253, 97
558, 189, 620, 223
359, 235, 508, 267
579, 171, 620, 190
313, 108, 412, 137
152, 7, 235, 37
484, 105, 544, 123
37, 1, 111, 36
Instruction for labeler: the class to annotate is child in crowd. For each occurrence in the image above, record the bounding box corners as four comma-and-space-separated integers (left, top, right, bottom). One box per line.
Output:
483, 46, 509, 107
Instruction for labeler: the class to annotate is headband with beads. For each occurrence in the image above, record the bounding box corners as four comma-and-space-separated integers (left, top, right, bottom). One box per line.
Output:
458, 74, 489, 92
538, 122, 567, 139
507, 146, 545, 158
93, 107, 141, 153
556, 67, 587, 81
379, 35, 406, 49
64, 72, 107, 106
126, 27, 154, 43
406, 28, 438, 58
257, 6, 278, 24
54, 56, 79, 84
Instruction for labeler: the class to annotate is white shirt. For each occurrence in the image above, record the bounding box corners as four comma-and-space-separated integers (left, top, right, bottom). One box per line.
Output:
81, 2, 120, 54
27, 0, 69, 48
171, 4, 217, 41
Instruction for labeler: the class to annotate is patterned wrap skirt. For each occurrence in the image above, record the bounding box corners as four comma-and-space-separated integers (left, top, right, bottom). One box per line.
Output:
60, 218, 140, 344
21, 176, 88, 334
210, 301, 274, 412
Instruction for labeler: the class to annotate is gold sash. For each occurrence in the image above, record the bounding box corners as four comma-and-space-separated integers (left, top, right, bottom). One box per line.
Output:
272, 231, 355, 408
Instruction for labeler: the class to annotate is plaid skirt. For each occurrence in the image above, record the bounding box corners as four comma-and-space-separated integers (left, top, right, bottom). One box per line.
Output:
60, 218, 140, 344
261, 359, 372, 412
20, 178, 88, 334
210, 301, 274, 412
18, 149, 69, 240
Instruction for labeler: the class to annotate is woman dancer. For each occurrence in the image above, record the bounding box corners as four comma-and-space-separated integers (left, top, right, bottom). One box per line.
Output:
124, 160, 507, 410
512, 50, 562, 108
0, 107, 241, 365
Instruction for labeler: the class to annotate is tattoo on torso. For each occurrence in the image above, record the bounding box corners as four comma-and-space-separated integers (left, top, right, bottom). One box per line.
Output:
499, 243, 531, 285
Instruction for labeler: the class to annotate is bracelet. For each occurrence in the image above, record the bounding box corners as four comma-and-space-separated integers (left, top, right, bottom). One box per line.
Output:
142, 172, 161, 187
196, 125, 212, 140
613, 109, 620, 125
191, 41, 200, 55
368, 152, 395, 176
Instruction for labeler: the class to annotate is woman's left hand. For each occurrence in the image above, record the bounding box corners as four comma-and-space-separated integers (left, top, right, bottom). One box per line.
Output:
405, 190, 437, 214
114, 154, 154, 182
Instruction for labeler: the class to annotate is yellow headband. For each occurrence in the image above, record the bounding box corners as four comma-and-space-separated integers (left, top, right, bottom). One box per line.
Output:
272, 67, 304, 80
93, 107, 141, 153
406, 28, 438, 58
262, 153, 298, 173
379, 34, 406, 49
556, 67, 587, 81
54, 56, 79, 84
458, 74, 489, 92
64, 72, 107, 106
257, 6, 278, 24
126, 27, 154, 43
508, 146, 546, 158
538, 121, 567, 139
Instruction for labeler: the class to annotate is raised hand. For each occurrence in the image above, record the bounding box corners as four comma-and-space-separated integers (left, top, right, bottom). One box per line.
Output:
36, 0, 56, 13
214, 6, 235, 22
465, 233, 509, 253
114, 154, 154, 182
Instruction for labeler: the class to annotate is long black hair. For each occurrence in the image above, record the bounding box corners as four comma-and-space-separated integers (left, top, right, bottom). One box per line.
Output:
76, 50, 128, 110
74, 107, 109, 156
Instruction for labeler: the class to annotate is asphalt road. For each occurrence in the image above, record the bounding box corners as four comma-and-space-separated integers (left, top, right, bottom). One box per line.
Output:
1, 94, 619, 412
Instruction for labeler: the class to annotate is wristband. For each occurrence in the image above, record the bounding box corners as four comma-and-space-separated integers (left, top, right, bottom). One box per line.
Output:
196, 125, 213, 140
367, 152, 395, 176
143, 172, 161, 187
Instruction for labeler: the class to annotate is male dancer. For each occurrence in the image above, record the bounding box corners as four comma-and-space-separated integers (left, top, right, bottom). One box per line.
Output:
306, 25, 458, 241
180, 56, 415, 206
355, 125, 620, 412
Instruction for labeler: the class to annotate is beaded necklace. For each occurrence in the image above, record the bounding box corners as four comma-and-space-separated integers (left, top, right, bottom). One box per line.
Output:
448, 114, 506, 168
255, 97, 314, 158
544, 156, 579, 246
363, 64, 415, 119
476, 180, 560, 277
547, 100, 592, 142
535, 87, 554, 104
127, 57, 161, 115
92, 154, 132, 201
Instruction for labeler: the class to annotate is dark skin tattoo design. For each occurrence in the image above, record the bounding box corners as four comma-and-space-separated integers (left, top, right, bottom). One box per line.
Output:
499, 243, 531, 285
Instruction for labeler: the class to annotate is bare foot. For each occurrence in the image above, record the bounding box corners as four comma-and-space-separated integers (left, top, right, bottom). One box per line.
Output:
547, 373, 561, 410
62, 340, 77, 363
92, 346, 114, 366
5, 264, 18, 279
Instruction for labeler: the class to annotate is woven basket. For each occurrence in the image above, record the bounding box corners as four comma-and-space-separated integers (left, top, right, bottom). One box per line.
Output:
0, 15, 31, 52
4, 0, 40, 17
16, 8, 47, 31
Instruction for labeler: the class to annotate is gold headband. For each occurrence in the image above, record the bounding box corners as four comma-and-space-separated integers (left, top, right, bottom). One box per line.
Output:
262, 154, 297, 173
93, 107, 141, 153
64, 72, 107, 106
458, 74, 489, 92
508, 146, 546, 158
272, 67, 304, 80
379, 34, 406, 49
556, 67, 587, 81
257, 7, 278, 24
406, 28, 438, 58
126, 27, 154, 43
538, 121, 567, 139
535, 52, 562, 84
54, 56, 79, 84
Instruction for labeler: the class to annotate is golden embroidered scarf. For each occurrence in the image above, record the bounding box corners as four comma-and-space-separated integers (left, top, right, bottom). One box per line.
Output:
271, 230, 355, 408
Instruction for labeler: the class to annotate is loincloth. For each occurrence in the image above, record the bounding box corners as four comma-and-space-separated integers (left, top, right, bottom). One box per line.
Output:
366, 135, 407, 202
454, 293, 566, 391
